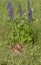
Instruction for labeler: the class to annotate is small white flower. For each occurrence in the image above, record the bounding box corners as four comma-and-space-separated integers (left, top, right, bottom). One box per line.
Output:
31, 8, 33, 11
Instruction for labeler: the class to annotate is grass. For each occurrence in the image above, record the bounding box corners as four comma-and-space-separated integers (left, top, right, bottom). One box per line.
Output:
0, 0, 41, 65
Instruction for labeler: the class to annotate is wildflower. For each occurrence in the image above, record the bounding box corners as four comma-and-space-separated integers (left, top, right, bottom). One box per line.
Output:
28, 0, 32, 23
7, 1, 14, 20
18, 4, 23, 17
31, 8, 33, 11
28, 8, 32, 22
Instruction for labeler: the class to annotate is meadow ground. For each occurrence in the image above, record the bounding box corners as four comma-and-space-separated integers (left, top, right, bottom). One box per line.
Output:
0, 0, 41, 65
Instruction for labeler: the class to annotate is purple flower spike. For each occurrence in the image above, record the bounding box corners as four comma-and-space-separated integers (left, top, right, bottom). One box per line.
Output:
28, 0, 32, 23
18, 4, 23, 17
7, 1, 14, 20
28, 8, 32, 22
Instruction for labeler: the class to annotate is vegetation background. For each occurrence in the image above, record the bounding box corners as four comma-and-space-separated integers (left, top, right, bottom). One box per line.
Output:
0, 0, 41, 65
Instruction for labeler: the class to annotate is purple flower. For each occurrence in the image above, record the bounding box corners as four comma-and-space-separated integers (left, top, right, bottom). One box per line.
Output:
18, 4, 23, 17
7, 1, 14, 20
28, 8, 32, 22
28, 0, 32, 23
